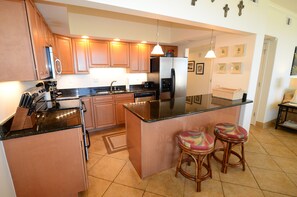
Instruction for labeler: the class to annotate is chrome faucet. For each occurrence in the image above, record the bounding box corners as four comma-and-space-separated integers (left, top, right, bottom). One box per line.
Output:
110, 80, 117, 92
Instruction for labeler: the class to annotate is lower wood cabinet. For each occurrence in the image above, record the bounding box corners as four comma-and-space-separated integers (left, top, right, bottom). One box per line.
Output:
81, 97, 95, 130
85, 93, 134, 130
3, 128, 88, 197
93, 95, 116, 129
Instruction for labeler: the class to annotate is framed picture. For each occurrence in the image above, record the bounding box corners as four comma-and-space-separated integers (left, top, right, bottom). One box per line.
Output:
194, 95, 202, 104
186, 96, 193, 104
218, 46, 228, 57
231, 62, 242, 74
188, 61, 195, 72
234, 44, 245, 57
196, 63, 204, 75
290, 47, 297, 75
217, 63, 227, 74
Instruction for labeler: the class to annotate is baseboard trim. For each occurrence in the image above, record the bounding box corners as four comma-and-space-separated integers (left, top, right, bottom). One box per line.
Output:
255, 119, 276, 128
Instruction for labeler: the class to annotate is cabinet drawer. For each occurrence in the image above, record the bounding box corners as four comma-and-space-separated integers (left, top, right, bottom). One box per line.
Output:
114, 93, 134, 101
93, 95, 113, 103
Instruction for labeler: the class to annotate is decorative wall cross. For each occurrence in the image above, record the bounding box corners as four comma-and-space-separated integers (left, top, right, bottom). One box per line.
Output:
223, 4, 230, 17
191, 0, 197, 6
238, 0, 245, 16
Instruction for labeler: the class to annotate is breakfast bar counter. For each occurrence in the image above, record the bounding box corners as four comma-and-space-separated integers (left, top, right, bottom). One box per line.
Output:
124, 94, 252, 178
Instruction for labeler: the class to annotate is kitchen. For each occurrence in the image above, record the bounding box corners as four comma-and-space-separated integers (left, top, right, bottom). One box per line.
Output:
1, 0, 297, 196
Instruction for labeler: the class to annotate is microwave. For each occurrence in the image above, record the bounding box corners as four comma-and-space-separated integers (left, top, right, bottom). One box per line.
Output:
45, 46, 62, 79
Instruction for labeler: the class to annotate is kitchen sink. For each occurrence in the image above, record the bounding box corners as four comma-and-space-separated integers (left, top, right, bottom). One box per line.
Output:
96, 90, 126, 95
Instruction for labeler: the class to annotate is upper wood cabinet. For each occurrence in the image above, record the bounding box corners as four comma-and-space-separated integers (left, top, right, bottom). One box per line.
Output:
88, 40, 110, 67
110, 42, 129, 67
0, 0, 51, 82
55, 35, 75, 74
72, 38, 89, 74
150, 45, 178, 57
129, 43, 150, 73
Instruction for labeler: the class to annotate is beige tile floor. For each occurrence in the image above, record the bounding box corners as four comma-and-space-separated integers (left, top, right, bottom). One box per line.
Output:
79, 125, 297, 197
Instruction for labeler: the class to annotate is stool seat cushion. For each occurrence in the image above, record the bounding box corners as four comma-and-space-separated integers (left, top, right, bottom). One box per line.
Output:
177, 131, 214, 150
215, 123, 247, 140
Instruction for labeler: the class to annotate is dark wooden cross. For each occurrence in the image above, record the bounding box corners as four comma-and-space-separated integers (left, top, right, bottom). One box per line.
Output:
191, 0, 197, 6
238, 0, 245, 16
223, 4, 230, 18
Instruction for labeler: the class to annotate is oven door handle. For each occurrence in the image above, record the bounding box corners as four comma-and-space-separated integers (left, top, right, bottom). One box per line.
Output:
86, 130, 91, 148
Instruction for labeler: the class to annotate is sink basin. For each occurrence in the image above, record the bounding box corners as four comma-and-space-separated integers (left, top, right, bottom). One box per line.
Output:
96, 91, 110, 95
111, 90, 126, 94
96, 90, 126, 95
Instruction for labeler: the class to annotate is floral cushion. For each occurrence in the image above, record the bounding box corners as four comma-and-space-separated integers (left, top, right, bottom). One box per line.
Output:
214, 123, 247, 140
177, 131, 214, 151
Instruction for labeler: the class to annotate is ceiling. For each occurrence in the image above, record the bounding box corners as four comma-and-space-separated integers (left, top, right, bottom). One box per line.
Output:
35, 0, 297, 44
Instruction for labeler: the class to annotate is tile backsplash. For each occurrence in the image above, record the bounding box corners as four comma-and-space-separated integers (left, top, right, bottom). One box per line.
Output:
56, 68, 147, 89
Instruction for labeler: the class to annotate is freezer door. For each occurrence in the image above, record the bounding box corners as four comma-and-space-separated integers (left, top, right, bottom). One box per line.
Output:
173, 58, 188, 98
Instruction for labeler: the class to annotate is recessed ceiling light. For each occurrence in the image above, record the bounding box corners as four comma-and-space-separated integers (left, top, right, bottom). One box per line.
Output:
81, 35, 89, 39
113, 38, 120, 41
141, 41, 147, 44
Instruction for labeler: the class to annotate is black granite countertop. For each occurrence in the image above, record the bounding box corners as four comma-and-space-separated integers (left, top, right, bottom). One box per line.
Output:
56, 85, 158, 100
0, 108, 82, 140
124, 94, 253, 122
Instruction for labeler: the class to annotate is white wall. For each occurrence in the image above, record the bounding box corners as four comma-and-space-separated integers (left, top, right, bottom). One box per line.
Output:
56, 68, 147, 89
212, 34, 257, 92
0, 81, 36, 197
186, 46, 212, 96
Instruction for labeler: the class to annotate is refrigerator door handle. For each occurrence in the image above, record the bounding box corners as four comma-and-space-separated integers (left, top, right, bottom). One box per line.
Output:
171, 68, 175, 98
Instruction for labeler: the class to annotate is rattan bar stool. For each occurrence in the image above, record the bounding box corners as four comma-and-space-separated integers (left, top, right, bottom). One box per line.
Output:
175, 130, 214, 192
212, 123, 248, 174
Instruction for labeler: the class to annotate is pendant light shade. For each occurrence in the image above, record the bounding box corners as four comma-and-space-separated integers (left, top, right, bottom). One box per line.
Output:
151, 20, 164, 55
205, 29, 216, 59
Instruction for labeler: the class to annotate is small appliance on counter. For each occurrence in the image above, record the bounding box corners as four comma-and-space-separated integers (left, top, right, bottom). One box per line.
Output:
143, 81, 155, 89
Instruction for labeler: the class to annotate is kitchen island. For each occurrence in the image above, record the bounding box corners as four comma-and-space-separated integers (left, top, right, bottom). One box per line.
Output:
124, 94, 252, 178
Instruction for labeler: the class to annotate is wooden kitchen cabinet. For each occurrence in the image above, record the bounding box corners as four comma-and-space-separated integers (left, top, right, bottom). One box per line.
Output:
55, 35, 75, 74
129, 43, 150, 73
93, 95, 116, 128
110, 41, 129, 67
115, 93, 134, 124
72, 38, 89, 73
149, 44, 178, 57
3, 128, 88, 197
0, 0, 50, 81
88, 40, 110, 67
81, 97, 95, 130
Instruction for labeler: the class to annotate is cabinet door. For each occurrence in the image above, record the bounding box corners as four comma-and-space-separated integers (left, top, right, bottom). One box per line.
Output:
138, 44, 150, 72
163, 45, 178, 57
129, 44, 139, 72
110, 42, 129, 67
55, 35, 74, 74
72, 39, 89, 74
81, 97, 95, 130
93, 102, 116, 128
93, 95, 116, 128
0, 0, 36, 81
3, 128, 88, 196
88, 40, 110, 67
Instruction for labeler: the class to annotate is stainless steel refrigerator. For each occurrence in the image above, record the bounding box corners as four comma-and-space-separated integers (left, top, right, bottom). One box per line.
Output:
148, 57, 188, 99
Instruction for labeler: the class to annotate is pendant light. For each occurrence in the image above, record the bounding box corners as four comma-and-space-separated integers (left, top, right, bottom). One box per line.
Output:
151, 20, 164, 55
205, 29, 216, 58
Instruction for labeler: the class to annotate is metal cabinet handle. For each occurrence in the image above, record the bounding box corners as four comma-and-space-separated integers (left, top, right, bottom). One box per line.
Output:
55, 59, 62, 74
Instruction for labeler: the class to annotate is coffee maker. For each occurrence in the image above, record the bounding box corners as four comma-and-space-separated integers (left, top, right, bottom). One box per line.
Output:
44, 80, 58, 107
